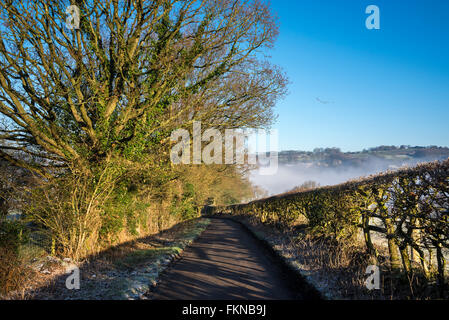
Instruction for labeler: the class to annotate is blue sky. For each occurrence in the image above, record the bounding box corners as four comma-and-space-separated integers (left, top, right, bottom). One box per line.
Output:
267, 0, 449, 152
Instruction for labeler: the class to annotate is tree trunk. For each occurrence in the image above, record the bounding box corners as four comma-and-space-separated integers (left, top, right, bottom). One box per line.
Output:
436, 243, 446, 298
363, 215, 378, 258
385, 218, 401, 272
399, 244, 412, 275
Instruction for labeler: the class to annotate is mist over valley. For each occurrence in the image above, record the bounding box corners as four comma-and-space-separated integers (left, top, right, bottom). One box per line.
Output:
250, 146, 449, 196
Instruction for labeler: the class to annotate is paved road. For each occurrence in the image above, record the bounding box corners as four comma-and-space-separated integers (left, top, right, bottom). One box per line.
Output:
149, 218, 311, 300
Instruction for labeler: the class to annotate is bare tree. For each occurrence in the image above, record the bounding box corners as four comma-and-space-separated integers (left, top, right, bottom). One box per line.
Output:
0, 0, 287, 175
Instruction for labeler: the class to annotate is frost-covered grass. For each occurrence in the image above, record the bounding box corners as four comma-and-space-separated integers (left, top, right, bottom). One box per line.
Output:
5, 218, 211, 300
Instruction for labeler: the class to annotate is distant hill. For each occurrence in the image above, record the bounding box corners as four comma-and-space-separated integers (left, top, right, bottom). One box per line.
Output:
278, 146, 449, 170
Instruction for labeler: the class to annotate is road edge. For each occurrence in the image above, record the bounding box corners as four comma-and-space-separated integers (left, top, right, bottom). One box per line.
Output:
205, 215, 323, 300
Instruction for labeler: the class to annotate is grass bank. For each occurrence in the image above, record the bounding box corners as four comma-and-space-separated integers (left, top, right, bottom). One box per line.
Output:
2, 218, 210, 300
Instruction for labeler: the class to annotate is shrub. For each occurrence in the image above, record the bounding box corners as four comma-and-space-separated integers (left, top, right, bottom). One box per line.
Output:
0, 219, 29, 252
0, 219, 30, 296
24, 166, 117, 261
